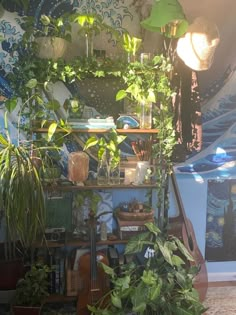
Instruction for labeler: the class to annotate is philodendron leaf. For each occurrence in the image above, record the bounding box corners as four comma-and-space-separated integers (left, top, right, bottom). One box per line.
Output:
25, 78, 37, 89
5, 97, 18, 113
145, 222, 160, 236
172, 254, 185, 267
173, 236, 194, 262
84, 136, 98, 150
116, 89, 127, 101
46, 99, 61, 111
141, 270, 158, 285
40, 15, 51, 26
111, 292, 122, 309
114, 275, 130, 291
158, 242, 173, 265
99, 262, 115, 278
47, 122, 57, 142
125, 232, 150, 255
149, 282, 161, 301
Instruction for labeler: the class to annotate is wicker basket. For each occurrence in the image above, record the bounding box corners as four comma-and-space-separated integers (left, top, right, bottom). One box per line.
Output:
116, 209, 154, 221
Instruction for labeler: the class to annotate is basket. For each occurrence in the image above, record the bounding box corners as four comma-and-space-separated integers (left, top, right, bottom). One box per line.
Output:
116, 209, 154, 221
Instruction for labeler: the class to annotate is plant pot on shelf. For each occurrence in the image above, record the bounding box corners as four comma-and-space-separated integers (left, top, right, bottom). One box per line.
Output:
116, 209, 154, 221
34, 36, 69, 60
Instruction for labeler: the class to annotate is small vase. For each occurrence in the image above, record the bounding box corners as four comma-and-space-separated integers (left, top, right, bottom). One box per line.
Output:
85, 32, 94, 58
139, 101, 152, 129
109, 161, 120, 185
97, 152, 109, 185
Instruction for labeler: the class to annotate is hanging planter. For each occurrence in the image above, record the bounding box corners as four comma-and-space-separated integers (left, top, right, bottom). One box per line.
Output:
35, 36, 69, 60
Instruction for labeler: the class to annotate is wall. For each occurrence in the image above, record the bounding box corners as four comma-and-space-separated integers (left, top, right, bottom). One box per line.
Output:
1, 0, 236, 281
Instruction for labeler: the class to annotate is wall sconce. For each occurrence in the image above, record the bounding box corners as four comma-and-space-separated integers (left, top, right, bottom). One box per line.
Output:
141, 0, 188, 38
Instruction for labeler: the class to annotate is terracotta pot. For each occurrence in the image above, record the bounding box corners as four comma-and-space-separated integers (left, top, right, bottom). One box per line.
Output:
35, 36, 69, 60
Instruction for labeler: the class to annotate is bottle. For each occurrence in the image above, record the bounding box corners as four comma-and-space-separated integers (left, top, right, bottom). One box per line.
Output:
100, 221, 107, 241
97, 151, 109, 185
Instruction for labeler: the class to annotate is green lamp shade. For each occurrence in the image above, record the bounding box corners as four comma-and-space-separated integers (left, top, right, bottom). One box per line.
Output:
141, 0, 188, 38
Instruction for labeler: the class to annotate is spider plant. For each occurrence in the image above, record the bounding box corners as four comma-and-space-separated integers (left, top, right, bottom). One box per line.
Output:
0, 113, 46, 256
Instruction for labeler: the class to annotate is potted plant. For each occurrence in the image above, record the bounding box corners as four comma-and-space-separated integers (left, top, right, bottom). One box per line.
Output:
20, 13, 72, 60
83, 129, 126, 185
12, 263, 51, 315
0, 130, 46, 253
70, 13, 120, 58
88, 222, 206, 315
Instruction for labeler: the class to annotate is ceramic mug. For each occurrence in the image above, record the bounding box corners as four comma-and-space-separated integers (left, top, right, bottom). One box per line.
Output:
134, 161, 155, 185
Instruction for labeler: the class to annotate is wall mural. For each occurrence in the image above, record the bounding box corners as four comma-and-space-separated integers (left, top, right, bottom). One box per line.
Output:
1, 1, 236, 261
206, 179, 236, 262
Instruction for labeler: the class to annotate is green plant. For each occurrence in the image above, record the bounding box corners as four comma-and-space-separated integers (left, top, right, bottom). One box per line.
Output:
88, 222, 206, 315
116, 55, 177, 226
21, 13, 72, 43
0, 128, 46, 250
74, 190, 102, 217
121, 33, 142, 62
71, 13, 120, 43
83, 128, 126, 168
13, 263, 51, 307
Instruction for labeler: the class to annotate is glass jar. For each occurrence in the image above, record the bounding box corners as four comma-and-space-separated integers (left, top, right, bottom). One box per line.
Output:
109, 160, 120, 185
97, 152, 109, 185
139, 101, 152, 129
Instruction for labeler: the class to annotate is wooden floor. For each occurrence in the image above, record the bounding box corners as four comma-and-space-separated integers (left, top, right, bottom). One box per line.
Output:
204, 281, 236, 315
208, 281, 236, 287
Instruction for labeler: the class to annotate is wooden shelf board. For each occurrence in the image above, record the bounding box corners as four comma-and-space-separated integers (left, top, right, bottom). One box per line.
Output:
34, 238, 127, 248
45, 181, 157, 191
33, 128, 158, 134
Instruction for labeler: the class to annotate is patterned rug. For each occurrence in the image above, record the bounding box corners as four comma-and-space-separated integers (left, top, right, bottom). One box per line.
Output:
204, 286, 236, 315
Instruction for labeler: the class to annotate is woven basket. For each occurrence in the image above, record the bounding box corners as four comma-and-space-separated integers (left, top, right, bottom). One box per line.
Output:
116, 209, 154, 221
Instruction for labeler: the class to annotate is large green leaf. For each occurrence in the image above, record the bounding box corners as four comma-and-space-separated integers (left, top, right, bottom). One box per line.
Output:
5, 97, 18, 113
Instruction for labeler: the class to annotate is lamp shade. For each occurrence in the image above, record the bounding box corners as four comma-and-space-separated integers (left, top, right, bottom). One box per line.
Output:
176, 16, 220, 71
141, 0, 188, 38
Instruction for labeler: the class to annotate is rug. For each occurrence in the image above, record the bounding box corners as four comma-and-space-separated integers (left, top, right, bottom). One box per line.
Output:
204, 286, 236, 315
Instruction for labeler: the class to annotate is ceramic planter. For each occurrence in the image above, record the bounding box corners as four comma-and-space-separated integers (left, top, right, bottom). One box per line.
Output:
35, 36, 69, 60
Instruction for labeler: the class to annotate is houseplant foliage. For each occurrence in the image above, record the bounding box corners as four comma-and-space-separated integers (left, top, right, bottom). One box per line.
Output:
88, 222, 206, 315
83, 128, 126, 184
0, 126, 46, 251
20, 13, 72, 43
12, 263, 50, 313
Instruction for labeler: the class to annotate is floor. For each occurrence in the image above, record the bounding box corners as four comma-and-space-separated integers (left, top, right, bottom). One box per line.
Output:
203, 282, 236, 314
1, 283, 235, 314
